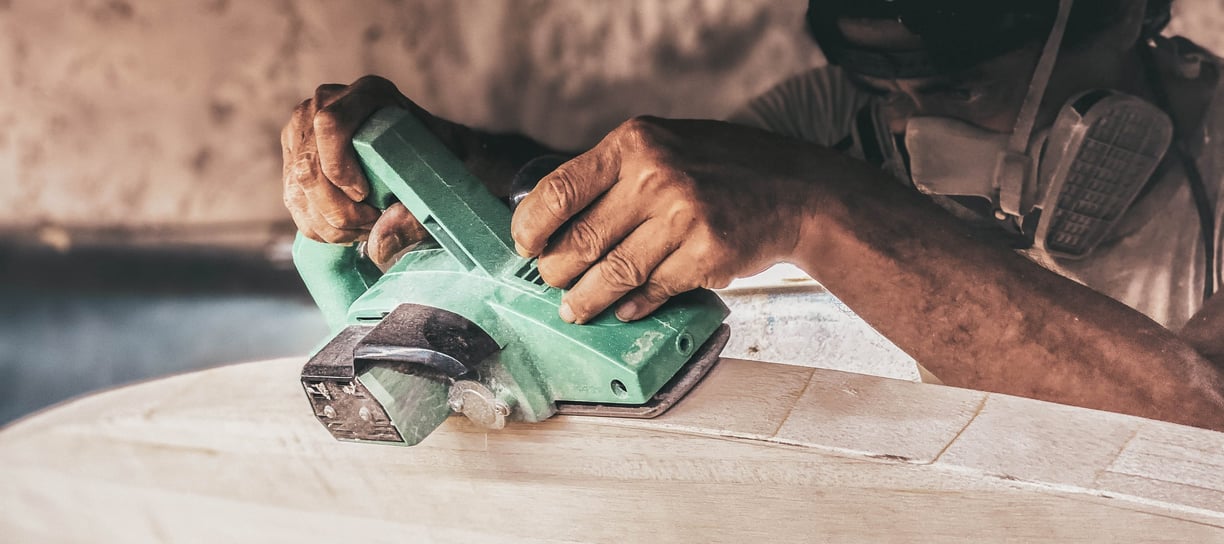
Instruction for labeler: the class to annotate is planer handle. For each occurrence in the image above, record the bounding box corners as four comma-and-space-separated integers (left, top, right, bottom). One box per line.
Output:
293, 107, 525, 332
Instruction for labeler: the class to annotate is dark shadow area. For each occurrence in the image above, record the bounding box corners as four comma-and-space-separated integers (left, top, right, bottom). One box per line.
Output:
0, 244, 327, 425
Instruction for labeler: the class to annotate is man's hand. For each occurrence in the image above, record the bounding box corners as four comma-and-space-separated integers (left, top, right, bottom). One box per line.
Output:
282, 75, 454, 267
511, 116, 832, 324
510, 114, 1224, 431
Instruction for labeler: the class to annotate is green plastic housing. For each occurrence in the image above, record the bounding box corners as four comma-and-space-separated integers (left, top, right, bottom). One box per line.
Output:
294, 108, 728, 421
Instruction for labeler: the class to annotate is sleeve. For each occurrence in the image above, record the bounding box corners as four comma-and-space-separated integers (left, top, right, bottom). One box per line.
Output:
725, 65, 871, 148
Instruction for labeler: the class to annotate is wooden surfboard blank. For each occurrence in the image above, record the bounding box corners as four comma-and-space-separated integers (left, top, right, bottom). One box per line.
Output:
0, 356, 1221, 543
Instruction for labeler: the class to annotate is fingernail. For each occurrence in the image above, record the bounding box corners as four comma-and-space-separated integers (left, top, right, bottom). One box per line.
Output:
340, 184, 366, 202
559, 302, 576, 323
615, 301, 638, 322
514, 241, 533, 258
558, 301, 575, 323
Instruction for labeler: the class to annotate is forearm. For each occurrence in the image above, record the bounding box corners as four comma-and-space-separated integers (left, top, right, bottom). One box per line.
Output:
794, 152, 1224, 430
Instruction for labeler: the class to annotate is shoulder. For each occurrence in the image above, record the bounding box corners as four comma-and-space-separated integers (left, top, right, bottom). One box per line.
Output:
726, 65, 873, 147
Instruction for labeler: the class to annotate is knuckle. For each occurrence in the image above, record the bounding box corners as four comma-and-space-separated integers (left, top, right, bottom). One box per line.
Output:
634, 163, 666, 193
685, 237, 718, 260
287, 210, 315, 234
615, 115, 673, 155
280, 122, 294, 149
707, 275, 734, 290
292, 97, 314, 118
286, 99, 316, 143
318, 232, 346, 244
288, 153, 319, 184
640, 280, 678, 305
313, 82, 340, 95
352, 74, 392, 91
618, 115, 661, 141
281, 162, 296, 188
283, 180, 306, 201
348, 76, 402, 109
534, 256, 567, 287
300, 228, 324, 243
321, 205, 364, 229
616, 118, 649, 150
568, 221, 606, 263
671, 168, 698, 192
541, 169, 582, 219
662, 200, 699, 232
282, 190, 298, 210
316, 225, 353, 244
599, 250, 648, 289
313, 107, 340, 134
312, 83, 345, 102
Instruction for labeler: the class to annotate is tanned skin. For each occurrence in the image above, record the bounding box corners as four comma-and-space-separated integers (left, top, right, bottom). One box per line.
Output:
282, 2, 1224, 431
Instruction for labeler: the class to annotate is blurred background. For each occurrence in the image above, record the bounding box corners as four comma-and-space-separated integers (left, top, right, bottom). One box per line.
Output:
1, 0, 1221, 424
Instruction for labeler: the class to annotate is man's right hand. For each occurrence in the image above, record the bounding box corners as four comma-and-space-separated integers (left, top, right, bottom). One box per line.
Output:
282, 75, 457, 267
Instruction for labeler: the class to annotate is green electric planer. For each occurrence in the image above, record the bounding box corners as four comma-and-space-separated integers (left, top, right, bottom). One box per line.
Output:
294, 108, 730, 446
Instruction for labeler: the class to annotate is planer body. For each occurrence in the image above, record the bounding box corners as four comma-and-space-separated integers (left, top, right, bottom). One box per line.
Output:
293, 108, 730, 446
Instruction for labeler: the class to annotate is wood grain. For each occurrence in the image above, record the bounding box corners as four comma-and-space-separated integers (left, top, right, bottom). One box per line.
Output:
1, 356, 1221, 543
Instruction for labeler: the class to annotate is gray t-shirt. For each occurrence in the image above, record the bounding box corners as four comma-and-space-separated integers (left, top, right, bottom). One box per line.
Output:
729, 39, 1224, 329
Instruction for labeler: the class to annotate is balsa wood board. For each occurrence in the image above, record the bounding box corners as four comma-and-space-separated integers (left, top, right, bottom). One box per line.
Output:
0, 356, 1221, 543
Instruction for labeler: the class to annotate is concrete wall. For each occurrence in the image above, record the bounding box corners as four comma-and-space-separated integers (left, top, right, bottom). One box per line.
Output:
0, 0, 820, 242
1, 0, 1220, 244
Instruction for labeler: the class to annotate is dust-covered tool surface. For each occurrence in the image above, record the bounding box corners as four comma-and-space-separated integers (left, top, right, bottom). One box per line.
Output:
294, 108, 731, 446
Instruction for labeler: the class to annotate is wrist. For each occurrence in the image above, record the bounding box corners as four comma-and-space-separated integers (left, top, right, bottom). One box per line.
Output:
785, 151, 859, 271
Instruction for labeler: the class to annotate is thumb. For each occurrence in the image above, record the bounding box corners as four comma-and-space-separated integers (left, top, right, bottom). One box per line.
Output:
368, 203, 431, 269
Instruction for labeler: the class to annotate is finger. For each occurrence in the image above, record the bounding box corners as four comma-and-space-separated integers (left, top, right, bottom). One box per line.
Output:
283, 94, 324, 222
282, 84, 375, 241
284, 95, 318, 156
281, 111, 301, 172
305, 201, 369, 244
313, 78, 401, 201
510, 141, 622, 258
368, 203, 431, 268
613, 253, 701, 322
288, 181, 368, 244
282, 96, 319, 185
309, 223, 367, 245
284, 84, 346, 157
291, 152, 381, 230
312, 83, 349, 109
535, 187, 650, 288
284, 183, 322, 242
558, 221, 677, 324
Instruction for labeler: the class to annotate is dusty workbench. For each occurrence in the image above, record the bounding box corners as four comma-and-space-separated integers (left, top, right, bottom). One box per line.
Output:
0, 356, 1220, 542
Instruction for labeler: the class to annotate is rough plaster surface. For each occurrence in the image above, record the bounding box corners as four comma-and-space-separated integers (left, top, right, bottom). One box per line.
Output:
0, 0, 821, 233
2, 0, 1219, 234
